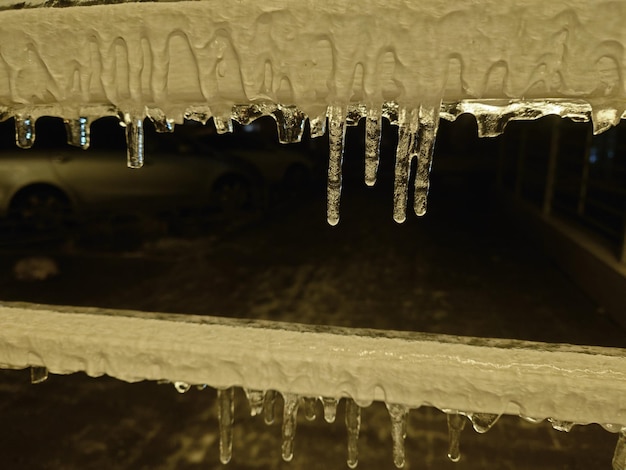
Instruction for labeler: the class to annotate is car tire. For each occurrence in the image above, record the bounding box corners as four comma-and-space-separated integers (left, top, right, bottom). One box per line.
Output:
211, 175, 251, 214
9, 185, 72, 232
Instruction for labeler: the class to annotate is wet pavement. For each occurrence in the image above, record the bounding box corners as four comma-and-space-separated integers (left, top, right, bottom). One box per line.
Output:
0, 171, 624, 469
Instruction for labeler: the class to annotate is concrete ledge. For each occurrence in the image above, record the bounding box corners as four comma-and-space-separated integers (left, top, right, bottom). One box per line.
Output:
1, 302, 625, 427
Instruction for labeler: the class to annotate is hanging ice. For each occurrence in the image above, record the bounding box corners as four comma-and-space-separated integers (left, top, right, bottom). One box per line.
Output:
264, 390, 277, 425
548, 418, 575, 432
446, 412, 466, 462
386, 403, 410, 468
146, 108, 175, 133
120, 113, 145, 169
466, 412, 501, 433
345, 398, 361, 469
301, 397, 317, 421
173, 381, 191, 393
214, 116, 234, 134
322, 397, 338, 423
64, 117, 90, 149
413, 104, 441, 217
393, 107, 419, 223
217, 387, 235, 464
272, 105, 306, 144
30, 366, 48, 384
244, 388, 265, 417
365, 106, 382, 187
15, 114, 36, 149
281, 393, 300, 462
326, 105, 347, 226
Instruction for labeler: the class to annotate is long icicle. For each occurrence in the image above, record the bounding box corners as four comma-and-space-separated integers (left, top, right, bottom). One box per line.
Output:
327, 104, 347, 226
365, 105, 382, 187
121, 113, 145, 169
386, 403, 410, 468
264, 390, 277, 425
393, 107, 419, 223
413, 103, 441, 217
446, 412, 467, 462
217, 387, 235, 464
15, 114, 36, 149
281, 393, 300, 462
345, 398, 362, 469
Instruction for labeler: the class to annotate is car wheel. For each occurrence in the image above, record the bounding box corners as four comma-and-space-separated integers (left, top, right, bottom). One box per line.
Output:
212, 175, 251, 214
9, 186, 71, 232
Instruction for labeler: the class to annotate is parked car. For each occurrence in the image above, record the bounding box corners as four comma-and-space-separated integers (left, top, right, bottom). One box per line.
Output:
0, 117, 316, 229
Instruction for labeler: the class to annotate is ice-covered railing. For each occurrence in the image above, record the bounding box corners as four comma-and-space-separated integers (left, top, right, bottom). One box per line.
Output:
0, 0, 625, 223
2, 303, 626, 468
1, 0, 626, 468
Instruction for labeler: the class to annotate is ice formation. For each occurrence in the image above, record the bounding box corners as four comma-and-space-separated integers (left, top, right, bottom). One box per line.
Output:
0, 0, 624, 221
1, 0, 626, 466
2, 304, 626, 467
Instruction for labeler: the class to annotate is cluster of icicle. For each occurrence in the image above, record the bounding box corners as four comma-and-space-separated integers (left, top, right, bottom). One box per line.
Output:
28, 366, 626, 468
1, 98, 614, 224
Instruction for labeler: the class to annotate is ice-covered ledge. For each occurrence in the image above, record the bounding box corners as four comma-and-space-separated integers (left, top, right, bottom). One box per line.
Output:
1, 302, 625, 428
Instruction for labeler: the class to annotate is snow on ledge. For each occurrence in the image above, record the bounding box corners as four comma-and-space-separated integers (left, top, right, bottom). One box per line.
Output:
1, 302, 625, 428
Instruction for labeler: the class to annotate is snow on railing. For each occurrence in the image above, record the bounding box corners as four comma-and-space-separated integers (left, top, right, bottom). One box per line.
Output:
1, 302, 625, 468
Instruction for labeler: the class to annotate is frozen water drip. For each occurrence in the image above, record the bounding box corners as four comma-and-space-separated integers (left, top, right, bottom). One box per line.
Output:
244, 388, 265, 417
272, 105, 306, 144
217, 387, 235, 464
120, 113, 145, 169
326, 105, 347, 226
30, 366, 48, 384
281, 393, 300, 462
386, 403, 410, 468
345, 398, 361, 468
64, 117, 90, 149
263, 390, 277, 425
302, 397, 317, 421
365, 106, 382, 187
465, 412, 501, 433
322, 397, 339, 423
446, 412, 466, 462
174, 381, 191, 393
15, 114, 36, 149
393, 107, 419, 223
413, 104, 440, 217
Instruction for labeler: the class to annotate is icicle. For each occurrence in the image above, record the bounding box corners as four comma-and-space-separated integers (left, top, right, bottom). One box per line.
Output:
591, 106, 620, 135
393, 107, 419, 223
264, 390, 277, 425
322, 397, 339, 423
466, 412, 500, 433
446, 413, 466, 462
548, 418, 575, 432
214, 116, 233, 134
30, 366, 48, 384
382, 101, 400, 125
232, 103, 273, 126
272, 105, 306, 143
244, 389, 265, 417
281, 393, 300, 462
15, 114, 36, 149
413, 104, 441, 217
301, 397, 317, 421
64, 117, 90, 149
345, 398, 361, 469
520, 415, 544, 424
604, 424, 624, 433
146, 108, 175, 133
120, 113, 145, 169
386, 403, 409, 468
613, 430, 626, 470
217, 387, 235, 464
365, 106, 382, 187
309, 114, 327, 138
326, 105, 347, 226
184, 105, 212, 125
173, 381, 191, 394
